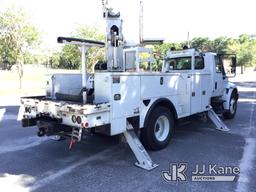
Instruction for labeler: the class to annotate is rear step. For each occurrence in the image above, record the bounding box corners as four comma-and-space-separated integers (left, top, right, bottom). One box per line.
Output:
68, 127, 83, 149
211, 98, 226, 114
71, 127, 83, 141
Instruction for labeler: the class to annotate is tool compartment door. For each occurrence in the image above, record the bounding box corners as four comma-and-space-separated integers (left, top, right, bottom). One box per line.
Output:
201, 74, 211, 111
190, 73, 202, 114
111, 75, 140, 119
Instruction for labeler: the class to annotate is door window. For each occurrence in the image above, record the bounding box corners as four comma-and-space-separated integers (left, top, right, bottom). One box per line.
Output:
215, 56, 222, 73
194, 56, 204, 70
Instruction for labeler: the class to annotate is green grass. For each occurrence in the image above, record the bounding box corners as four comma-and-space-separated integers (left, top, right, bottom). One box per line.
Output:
0, 67, 80, 97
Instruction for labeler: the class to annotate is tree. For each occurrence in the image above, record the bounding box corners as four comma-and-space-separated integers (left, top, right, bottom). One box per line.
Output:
190, 37, 211, 51
211, 36, 229, 53
0, 6, 40, 88
58, 45, 81, 69
237, 34, 256, 67
152, 43, 181, 71
150, 34, 256, 74
75, 26, 105, 72
226, 34, 256, 72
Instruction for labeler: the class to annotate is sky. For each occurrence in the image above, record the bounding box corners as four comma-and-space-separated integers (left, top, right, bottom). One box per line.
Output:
0, 0, 255, 50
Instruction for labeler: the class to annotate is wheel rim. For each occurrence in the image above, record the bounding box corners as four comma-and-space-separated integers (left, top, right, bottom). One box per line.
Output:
154, 115, 170, 142
230, 98, 237, 114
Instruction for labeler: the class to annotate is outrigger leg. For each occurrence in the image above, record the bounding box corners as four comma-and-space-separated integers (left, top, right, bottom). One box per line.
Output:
123, 123, 158, 170
207, 107, 229, 132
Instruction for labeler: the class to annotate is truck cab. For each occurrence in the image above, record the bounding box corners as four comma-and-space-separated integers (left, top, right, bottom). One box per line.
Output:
162, 48, 238, 119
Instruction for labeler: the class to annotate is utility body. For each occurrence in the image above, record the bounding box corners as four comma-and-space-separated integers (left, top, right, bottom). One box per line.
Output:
19, 1, 238, 170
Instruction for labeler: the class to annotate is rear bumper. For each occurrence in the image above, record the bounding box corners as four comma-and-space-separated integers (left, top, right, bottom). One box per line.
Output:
20, 97, 111, 129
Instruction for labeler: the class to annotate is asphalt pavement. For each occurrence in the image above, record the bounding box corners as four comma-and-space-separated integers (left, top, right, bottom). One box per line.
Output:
0, 75, 255, 192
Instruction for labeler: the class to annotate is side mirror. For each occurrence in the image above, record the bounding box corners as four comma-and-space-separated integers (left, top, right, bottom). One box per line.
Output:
219, 54, 236, 78
231, 57, 236, 74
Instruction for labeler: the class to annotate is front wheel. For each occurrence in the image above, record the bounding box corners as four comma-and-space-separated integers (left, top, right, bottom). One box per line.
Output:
223, 91, 238, 119
141, 106, 174, 150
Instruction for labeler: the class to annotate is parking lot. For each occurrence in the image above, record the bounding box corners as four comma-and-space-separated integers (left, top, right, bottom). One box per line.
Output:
0, 74, 255, 192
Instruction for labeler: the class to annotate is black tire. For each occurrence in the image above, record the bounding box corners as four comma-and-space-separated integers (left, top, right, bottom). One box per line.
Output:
141, 106, 174, 150
223, 91, 238, 119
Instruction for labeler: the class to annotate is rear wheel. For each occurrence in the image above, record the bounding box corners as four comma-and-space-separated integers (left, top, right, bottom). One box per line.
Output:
223, 91, 237, 119
141, 106, 174, 150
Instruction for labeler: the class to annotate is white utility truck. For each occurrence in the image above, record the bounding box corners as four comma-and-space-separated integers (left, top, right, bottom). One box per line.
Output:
19, 2, 238, 170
